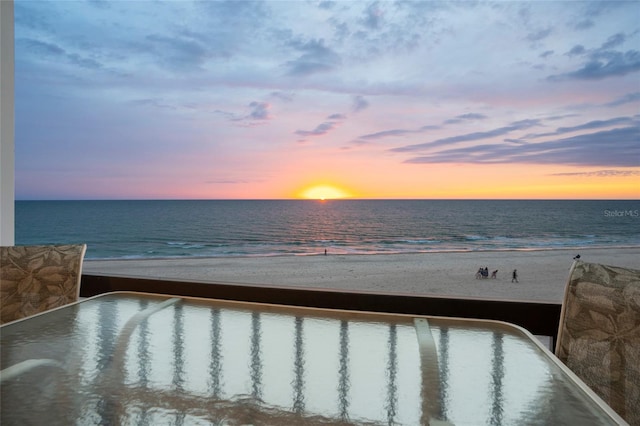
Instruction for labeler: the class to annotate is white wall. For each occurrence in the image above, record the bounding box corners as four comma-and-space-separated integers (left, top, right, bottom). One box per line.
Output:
0, 0, 15, 246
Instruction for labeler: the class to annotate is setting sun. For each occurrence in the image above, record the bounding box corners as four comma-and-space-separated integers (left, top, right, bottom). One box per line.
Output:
299, 185, 351, 200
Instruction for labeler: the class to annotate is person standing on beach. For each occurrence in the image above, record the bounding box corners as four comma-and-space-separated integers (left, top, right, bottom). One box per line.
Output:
512, 269, 518, 283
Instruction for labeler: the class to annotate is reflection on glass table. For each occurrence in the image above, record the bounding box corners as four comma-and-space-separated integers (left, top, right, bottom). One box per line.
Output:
0, 292, 626, 425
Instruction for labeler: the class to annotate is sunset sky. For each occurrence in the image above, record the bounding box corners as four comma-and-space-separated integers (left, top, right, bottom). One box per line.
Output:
14, 0, 640, 200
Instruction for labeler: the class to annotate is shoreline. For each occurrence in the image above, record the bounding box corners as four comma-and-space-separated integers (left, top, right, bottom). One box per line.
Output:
85, 244, 640, 262
84, 247, 640, 303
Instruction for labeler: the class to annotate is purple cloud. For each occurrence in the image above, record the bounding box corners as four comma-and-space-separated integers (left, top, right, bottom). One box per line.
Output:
403, 125, 640, 167
286, 39, 341, 76
605, 92, 640, 107
248, 101, 271, 120
550, 32, 640, 81
295, 121, 338, 137
551, 170, 640, 177
352, 95, 369, 112
392, 119, 542, 153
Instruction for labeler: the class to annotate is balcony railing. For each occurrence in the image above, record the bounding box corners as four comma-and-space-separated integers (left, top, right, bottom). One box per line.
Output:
80, 273, 562, 351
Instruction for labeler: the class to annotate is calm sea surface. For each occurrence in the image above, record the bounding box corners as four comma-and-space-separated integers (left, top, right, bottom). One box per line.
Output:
15, 200, 640, 260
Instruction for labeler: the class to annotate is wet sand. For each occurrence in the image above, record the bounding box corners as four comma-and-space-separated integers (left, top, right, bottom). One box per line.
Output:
83, 247, 640, 303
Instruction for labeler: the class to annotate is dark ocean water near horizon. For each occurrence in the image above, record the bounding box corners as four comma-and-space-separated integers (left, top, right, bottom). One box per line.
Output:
14, 199, 640, 260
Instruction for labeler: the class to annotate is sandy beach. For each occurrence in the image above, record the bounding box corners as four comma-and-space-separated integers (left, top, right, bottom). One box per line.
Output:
83, 247, 639, 303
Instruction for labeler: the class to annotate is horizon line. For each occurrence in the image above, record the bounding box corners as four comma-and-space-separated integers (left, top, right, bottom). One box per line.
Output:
15, 197, 640, 202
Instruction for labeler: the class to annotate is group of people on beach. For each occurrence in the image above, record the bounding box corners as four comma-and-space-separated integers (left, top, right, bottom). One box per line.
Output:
476, 267, 518, 282
476, 267, 498, 279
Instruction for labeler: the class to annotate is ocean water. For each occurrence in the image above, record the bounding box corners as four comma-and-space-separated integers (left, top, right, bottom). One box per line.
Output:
14, 199, 640, 260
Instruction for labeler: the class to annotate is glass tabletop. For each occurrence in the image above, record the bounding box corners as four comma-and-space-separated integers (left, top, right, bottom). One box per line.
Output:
0, 292, 625, 425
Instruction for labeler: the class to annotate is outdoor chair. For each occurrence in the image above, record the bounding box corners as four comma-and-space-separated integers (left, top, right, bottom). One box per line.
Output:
1, 244, 87, 325
556, 260, 640, 425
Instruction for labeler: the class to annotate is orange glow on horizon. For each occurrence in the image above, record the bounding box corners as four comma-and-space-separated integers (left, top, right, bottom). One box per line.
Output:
281, 163, 639, 201
298, 184, 352, 200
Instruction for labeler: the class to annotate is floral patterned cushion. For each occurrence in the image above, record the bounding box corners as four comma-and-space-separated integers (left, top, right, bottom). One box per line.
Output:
1, 244, 87, 325
556, 260, 640, 425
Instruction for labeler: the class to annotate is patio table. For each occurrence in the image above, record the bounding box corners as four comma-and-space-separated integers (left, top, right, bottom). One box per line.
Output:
0, 291, 626, 425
